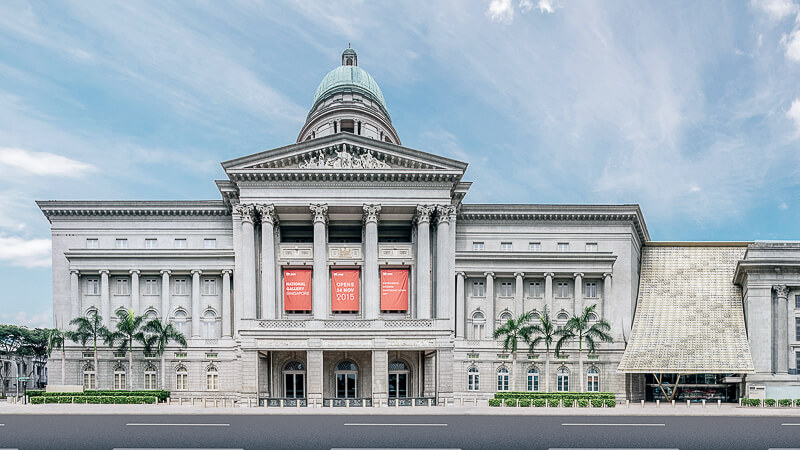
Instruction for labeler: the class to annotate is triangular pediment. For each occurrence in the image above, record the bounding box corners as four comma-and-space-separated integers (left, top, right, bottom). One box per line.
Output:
221, 134, 468, 173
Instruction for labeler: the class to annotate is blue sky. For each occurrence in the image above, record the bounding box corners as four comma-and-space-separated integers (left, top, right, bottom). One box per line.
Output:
1, 0, 799, 328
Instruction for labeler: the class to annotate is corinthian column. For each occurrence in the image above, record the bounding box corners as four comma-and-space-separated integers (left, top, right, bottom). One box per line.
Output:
514, 272, 524, 318
236, 204, 257, 321
485, 272, 495, 334
311, 204, 328, 319
257, 204, 278, 320
129, 270, 140, 314
435, 205, 454, 323
573, 273, 583, 316
415, 205, 434, 319
544, 272, 554, 314
99, 270, 110, 326
774, 285, 790, 374
160, 270, 171, 320
363, 204, 381, 320
191, 269, 202, 338
70, 270, 80, 325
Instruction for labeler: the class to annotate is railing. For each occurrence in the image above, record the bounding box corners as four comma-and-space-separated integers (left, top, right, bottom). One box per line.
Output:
388, 397, 436, 407
260, 397, 307, 407
255, 319, 437, 330
323, 398, 373, 407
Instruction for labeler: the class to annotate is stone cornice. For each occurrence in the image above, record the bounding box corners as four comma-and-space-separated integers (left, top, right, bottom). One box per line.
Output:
733, 260, 800, 285
225, 169, 464, 183
65, 249, 235, 260
37, 200, 228, 222
457, 251, 617, 264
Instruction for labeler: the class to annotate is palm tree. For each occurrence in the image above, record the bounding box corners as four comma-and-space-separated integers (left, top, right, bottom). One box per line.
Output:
45, 328, 66, 385
555, 304, 612, 392
68, 312, 109, 387
106, 309, 147, 390
493, 311, 534, 391
142, 318, 187, 390
526, 306, 558, 392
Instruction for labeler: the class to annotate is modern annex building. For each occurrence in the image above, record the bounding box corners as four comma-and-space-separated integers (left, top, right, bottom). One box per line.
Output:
38, 48, 800, 405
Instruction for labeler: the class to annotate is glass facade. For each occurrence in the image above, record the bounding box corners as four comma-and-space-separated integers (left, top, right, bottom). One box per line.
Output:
645, 373, 737, 402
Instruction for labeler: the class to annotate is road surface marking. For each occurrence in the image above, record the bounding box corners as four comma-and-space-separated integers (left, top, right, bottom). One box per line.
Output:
781, 423, 800, 426
125, 423, 230, 427
332, 448, 460, 450
114, 448, 243, 450
550, 448, 678, 450
343, 423, 448, 427
561, 423, 666, 427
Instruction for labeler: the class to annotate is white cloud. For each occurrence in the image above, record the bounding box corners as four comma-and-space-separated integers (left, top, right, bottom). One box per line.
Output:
788, 98, 800, 134
0, 235, 51, 268
487, 0, 515, 24
519, 0, 534, 13
779, 201, 789, 210
538, 0, 556, 14
751, 0, 799, 20
0, 147, 95, 177
782, 28, 800, 61
1, 310, 52, 329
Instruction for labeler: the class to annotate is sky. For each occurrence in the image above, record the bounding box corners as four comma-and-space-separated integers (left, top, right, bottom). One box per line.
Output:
0, 0, 799, 329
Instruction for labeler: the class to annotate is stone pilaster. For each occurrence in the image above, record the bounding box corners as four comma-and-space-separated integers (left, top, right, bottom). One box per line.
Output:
774, 284, 790, 374
363, 204, 381, 319
222, 270, 232, 337
456, 272, 465, 338
415, 205, 434, 319
372, 348, 388, 405
191, 269, 202, 338
257, 204, 278, 320
99, 270, 110, 326
573, 273, 583, 316
602, 272, 612, 319
160, 270, 171, 321
544, 272, 554, 314
514, 272, 524, 319
129, 270, 140, 315
485, 272, 495, 334
236, 203, 257, 321
70, 270, 80, 325
310, 204, 328, 319
307, 349, 324, 404
435, 205, 454, 323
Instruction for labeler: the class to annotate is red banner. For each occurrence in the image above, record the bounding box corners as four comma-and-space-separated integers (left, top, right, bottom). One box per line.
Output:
380, 268, 409, 311
331, 269, 360, 312
283, 269, 312, 311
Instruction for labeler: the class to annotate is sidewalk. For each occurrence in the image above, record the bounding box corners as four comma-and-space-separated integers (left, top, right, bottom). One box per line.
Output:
3, 402, 800, 416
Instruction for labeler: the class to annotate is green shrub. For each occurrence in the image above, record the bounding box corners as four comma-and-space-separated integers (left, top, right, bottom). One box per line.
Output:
796, 399, 800, 407
577, 399, 589, 407
488, 398, 502, 407
764, 399, 776, 407
58, 396, 72, 404
72, 396, 87, 404
745, 398, 761, 407
30, 396, 44, 405
591, 398, 604, 407
518, 399, 531, 407
533, 398, 546, 407
45, 397, 59, 404
142, 396, 156, 404
604, 398, 616, 408
87, 397, 101, 404
26, 390, 45, 397
504, 398, 517, 407
563, 399, 574, 407
779, 399, 792, 407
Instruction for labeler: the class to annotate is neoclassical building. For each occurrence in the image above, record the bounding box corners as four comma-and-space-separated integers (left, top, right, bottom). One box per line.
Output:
38, 48, 800, 404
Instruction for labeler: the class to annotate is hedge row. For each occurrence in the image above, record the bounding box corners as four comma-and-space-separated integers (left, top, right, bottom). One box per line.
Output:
490, 397, 616, 407
742, 398, 800, 407
27, 390, 170, 402
493, 392, 615, 401
30, 395, 157, 405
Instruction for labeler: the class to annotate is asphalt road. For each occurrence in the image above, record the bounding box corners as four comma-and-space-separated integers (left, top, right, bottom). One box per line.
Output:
0, 414, 798, 450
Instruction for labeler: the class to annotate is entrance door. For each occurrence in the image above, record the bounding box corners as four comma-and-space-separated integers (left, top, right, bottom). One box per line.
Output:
335, 360, 358, 398
388, 360, 410, 398
283, 361, 306, 398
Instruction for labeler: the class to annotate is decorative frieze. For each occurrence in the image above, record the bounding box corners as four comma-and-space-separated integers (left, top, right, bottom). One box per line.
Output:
298, 147, 391, 170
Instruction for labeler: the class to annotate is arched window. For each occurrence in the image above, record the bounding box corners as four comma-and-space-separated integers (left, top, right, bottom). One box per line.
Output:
203, 310, 217, 339
176, 366, 188, 391
113, 365, 126, 390
85, 307, 98, 318
113, 308, 126, 324
206, 366, 219, 391
172, 309, 187, 335
83, 364, 96, 390
467, 366, 479, 391
557, 367, 570, 392
527, 367, 539, 392
556, 312, 569, 329
283, 361, 306, 398
499, 311, 513, 323
144, 309, 158, 321
144, 364, 157, 390
471, 311, 486, 340
388, 360, 409, 398
587, 368, 599, 392
497, 367, 510, 391
588, 312, 598, 322
335, 360, 358, 399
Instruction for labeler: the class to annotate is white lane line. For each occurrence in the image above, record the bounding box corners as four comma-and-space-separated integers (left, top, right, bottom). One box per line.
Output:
125, 423, 230, 427
561, 423, 666, 427
343, 423, 448, 427
114, 448, 243, 450
549, 448, 678, 450
332, 448, 460, 450
781, 423, 800, 426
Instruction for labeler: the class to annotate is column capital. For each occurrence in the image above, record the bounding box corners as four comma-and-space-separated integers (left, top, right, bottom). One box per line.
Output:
191, 269, 203, 276
256, 204, 278, 225
414, 205, 435, 224
221, 269, 233, 276
434, 205, 456, 225
160, 269, 171, 276
484, 272, 495, 279
362, 204, 381, 224
128, 269, 140, 276
573, 272, 584, 278
544, 272, 554, 278
603, 272, 613, 278
774, 284, 790, 299
456, 271, 466, 278
70, 269, 80, 275
514, 272, 525, 278
234, 203, 256, 224
98, 269, 109, 275
310, 203, 328, 224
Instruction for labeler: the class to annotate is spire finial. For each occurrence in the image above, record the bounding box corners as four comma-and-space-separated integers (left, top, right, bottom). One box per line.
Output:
348, 42, 351, 48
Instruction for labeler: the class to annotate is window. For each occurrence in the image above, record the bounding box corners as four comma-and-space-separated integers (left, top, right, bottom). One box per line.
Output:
587, 368, 599, 392
86, 278, 99, 295
173, 310, 187, 335
388, 361, 409, 398
585, 281, 597, 298
335, 361, 358, 399
468, 367, 479, 391
283, 361, 306, 398
797, 352, 800, 371
588, 312, 598, 322
114, 366, 126, 390
556, 312, 569, 329
501, 242, 512, 252
472, 281, 485, 297
144, 309, 158, 321
340, 119, 355, 133
471, 311, 486, 340
83, 365, 96, 390
144, 278, 158, 295
115, 239, 128, 249
796, 317, 800, 341
85, 307, 98, 318
527, 368, 539, 392
204, 239, 216, 249
176, 366, 188, 390
556, 282, 569, 298
529, 281, 542, 297
557, 242, 569, 252
144, 366, 157, 390
557, 367, 569, 392
796, 295, 800, 308
206, 366, 218, 391
585, 243, 598, 252
116, 278, 130, 295
203, 278, 216, 295
203, 310, 217, 339
500, 281, 513, 297
497, 367, 510, 391
145, 239, 158, 249
174, 278, 187, 295
86, 238, 99, 249
499, 311, 513, 324
473, 242, 485, 251
174, 238, 188, 249
529, 242, 541, 252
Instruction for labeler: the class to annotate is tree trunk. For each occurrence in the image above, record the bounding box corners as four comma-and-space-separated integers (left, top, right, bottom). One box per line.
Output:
578, 347, 584, 393
511, 352, 517, 391
545, 350, 551, 392
161, 353, 166, 390
129, 342, 134, 391
61, 348, 66, 385
93, 346, 98, 391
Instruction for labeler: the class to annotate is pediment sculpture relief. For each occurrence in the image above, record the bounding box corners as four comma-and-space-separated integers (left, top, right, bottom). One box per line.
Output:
298, 148, 391, 169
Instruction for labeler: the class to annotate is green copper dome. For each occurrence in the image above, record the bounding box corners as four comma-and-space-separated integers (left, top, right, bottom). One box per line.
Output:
311, 49, 388, 113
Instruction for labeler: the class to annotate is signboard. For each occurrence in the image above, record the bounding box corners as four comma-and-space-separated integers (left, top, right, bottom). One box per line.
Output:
16, 376, 29, 382
380, 268, 409, 311
331, 269, 360, 312
283, 269, 312, 311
